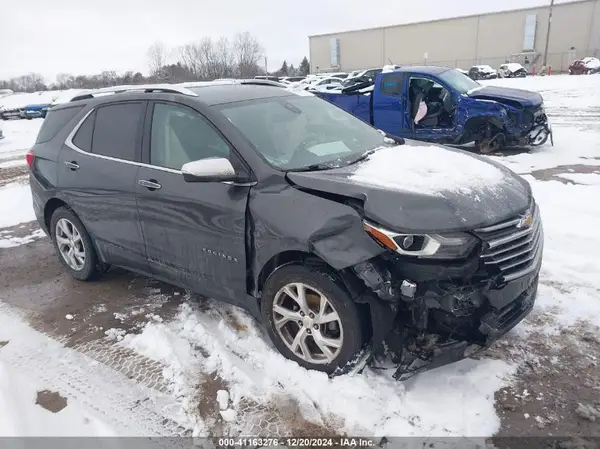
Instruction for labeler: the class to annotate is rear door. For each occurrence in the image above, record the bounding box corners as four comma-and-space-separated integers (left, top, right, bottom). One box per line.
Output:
135, 101, 250, 305
372, 72, 411, 139
58, 101, 148, 272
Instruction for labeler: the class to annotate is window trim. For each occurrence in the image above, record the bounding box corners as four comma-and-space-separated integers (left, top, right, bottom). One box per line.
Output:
65, 107, 181, 174
143, 100, 254, 180
147, 101, 232, 171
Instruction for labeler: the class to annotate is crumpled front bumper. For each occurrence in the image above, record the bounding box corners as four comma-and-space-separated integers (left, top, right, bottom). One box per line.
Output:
388, 269, 539, 380
527, 121, 553, 146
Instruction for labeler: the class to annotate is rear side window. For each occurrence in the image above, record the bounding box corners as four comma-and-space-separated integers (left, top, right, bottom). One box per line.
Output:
72, 111, 95, 152
91, 102, 144, 161
380, 73, 404, 96
36, 105, 84, 144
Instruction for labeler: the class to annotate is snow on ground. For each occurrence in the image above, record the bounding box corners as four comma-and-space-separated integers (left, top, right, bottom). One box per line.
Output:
0, 182, 35, 228
480, 75, 600, 173
0, 304, 185, 437
0, 74, 599, 437
0, 360, 115, 436
0, 91, 61, 110
0, 118, 43, 159
121, 300, 513, 437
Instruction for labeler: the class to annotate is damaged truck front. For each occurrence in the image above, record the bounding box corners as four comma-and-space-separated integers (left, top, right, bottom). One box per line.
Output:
313, 66, 553, 153
219, 88, 544, 380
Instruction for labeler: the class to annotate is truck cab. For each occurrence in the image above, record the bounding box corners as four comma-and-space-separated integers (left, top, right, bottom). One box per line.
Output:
315, 66, 552, 153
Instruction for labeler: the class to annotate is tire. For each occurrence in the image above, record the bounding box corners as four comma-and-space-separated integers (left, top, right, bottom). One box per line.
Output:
50, 206, 100, 281
261, 264, 364, 375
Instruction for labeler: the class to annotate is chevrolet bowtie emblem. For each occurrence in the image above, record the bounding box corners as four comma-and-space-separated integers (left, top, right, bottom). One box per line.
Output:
516, 213, 533, 229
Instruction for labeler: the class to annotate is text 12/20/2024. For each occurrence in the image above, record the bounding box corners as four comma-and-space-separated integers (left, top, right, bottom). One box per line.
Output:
216, 437, 377, 448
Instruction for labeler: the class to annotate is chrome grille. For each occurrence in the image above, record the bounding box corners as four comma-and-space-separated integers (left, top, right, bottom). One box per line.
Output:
475, 204, 543, 282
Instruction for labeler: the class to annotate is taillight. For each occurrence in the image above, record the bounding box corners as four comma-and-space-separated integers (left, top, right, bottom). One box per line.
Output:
26, 151, 35, 167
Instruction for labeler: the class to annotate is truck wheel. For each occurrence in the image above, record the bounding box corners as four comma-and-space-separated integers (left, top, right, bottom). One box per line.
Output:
261, 264, 364, 375
50, 207, 100, 281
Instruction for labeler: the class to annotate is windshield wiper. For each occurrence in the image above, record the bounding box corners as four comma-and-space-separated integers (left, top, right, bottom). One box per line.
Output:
344, 145, 390, 166
287, 162, 338, 172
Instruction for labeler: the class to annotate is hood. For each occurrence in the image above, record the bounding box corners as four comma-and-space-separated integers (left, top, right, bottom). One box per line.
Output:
286, 141, 531, 234
468, 86, 543, 108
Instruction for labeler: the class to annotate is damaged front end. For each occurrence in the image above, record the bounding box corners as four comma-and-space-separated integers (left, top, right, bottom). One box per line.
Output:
350, 205, 543, 380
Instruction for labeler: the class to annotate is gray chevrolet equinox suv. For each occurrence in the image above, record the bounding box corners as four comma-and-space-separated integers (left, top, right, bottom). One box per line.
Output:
27, 81, 543, 379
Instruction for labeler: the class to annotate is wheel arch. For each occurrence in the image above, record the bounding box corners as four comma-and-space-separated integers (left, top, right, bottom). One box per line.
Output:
44, 198, 107, 266
44, 197, 69, 233
255, 250, 374, 343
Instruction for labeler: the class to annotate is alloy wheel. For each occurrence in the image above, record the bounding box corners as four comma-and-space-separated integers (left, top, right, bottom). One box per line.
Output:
272, 282, 344, 364
55, 218, 86, 271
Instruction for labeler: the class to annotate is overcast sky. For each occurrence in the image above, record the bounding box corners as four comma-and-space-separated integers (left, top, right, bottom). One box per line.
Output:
1, 0, 573, 82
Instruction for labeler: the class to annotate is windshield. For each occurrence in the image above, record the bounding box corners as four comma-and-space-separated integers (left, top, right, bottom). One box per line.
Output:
219, 95, 390, 170
438, 68, 481, 94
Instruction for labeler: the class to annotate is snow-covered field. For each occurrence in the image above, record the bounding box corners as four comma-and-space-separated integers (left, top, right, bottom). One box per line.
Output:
0, 74, 599, 439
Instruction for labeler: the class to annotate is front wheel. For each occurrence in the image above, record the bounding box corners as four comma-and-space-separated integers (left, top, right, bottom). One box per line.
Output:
261, 265, 365, 375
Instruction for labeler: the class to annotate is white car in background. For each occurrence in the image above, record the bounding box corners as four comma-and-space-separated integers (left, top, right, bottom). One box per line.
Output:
498, 63, 528, 78
307, 76, 345, 92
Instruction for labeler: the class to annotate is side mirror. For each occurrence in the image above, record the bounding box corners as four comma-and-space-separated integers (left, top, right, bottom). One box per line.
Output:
181, 158, 237, 183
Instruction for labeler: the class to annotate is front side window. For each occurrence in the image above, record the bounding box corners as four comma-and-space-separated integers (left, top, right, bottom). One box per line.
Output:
150, 103, 230, 171
219, 95, 390, 171
91, 102, 144, 161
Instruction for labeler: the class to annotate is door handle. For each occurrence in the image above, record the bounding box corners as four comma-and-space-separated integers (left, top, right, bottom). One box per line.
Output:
138, 179, 162, 191
64, 161, 79, 171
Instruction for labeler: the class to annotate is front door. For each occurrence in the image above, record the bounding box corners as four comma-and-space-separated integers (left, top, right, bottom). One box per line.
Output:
57, 101, 148, 272
408, 75, 457, 143
135, 101, 250, 305
372, 72, 411, 139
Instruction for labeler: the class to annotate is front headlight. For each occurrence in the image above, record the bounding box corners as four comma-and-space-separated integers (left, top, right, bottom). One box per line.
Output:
363, 221, 479, 260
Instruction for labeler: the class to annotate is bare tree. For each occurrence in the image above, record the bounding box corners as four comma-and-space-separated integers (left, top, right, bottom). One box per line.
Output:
147, 41, 168, 79
177, 43, 203, 79
215, 37, 236, 79
234, 32, 263, 78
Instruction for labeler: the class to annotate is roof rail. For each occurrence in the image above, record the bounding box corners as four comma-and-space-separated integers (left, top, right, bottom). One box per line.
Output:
176, 79, 286, 89
239, 79, 286, 88
70, 84, 198, 102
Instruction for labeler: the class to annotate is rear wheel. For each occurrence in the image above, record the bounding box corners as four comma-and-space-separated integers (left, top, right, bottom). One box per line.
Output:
261, 265, 364, 375
50, 207, 100, 281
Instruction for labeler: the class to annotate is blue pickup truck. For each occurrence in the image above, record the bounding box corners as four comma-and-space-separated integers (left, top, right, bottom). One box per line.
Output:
314, 66, 553, 153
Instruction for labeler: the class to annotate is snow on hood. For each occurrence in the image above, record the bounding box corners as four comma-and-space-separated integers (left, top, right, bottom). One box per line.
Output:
475, 65, 496, 73
350, 142, 507, 197
287, 141, 531, 232
582, 57, 600, 69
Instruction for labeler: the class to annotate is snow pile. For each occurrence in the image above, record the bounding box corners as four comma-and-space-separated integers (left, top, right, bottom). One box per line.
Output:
0, 91, 60, 110
123, 301, 513, 437
0, 182, 36, 228
0, 229, 45, 248
351, 143, 509, 196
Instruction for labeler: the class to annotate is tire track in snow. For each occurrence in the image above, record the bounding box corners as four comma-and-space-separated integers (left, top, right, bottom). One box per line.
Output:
0, 303, 189, 438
